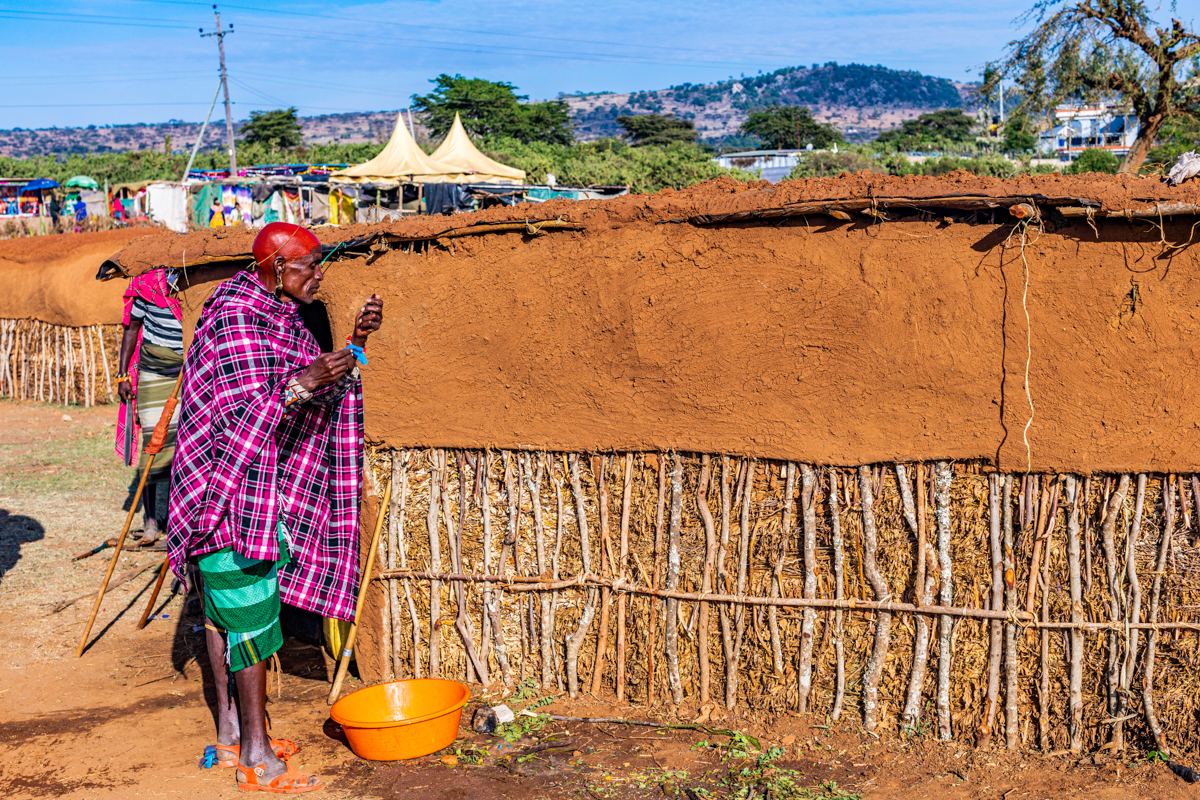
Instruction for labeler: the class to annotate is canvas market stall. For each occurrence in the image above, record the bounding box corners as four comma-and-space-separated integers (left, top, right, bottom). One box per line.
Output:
97, 172, 1200, 759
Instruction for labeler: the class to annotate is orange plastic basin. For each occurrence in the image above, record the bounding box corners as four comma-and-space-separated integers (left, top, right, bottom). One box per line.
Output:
329, 679, 470, 761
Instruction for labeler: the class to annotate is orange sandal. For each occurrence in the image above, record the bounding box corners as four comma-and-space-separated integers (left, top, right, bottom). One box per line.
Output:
204, 739, 300, 769
235, 762, 322, 793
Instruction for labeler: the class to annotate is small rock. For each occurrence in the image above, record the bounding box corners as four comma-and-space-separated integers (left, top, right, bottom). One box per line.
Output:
62, 414, 72, 421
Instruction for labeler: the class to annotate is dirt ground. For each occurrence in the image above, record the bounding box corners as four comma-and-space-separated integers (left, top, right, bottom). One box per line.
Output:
1, 399, 1197, 800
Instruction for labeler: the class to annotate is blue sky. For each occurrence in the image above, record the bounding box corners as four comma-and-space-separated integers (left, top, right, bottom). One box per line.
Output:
2, 1, 1199, 129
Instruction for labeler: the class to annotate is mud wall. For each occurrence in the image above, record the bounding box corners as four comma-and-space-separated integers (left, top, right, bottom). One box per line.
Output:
312, 216, 1200, 474
0, 229, 156, 326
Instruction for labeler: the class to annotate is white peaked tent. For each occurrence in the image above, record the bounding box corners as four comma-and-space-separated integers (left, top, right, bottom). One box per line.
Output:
429, 113, 526, 184
331, 112, 458, 184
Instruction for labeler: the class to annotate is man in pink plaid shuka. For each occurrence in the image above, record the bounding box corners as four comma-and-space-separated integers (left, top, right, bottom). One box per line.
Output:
167, 222, 383, 793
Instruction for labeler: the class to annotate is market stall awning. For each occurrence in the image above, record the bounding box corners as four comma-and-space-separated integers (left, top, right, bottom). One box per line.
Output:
20, 179, 59, 193
428, 113, 525, 185
330, 112, 459, 184
65, 175, 99, 189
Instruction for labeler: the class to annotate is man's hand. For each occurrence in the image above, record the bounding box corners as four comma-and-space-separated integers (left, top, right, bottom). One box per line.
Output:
350, 294, 383, 347
117, 381, 135, 404
296, 349, 356, 392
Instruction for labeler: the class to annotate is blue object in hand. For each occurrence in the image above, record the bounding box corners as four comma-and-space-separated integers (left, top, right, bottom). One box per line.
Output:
343, 342, 368, 366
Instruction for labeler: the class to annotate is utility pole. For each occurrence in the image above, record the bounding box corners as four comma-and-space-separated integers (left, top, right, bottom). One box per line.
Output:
200, 5, 236, 175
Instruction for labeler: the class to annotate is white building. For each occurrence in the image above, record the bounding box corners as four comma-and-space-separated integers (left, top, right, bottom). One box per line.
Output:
1038, 104, 1139, 161
713, 149, 805, 183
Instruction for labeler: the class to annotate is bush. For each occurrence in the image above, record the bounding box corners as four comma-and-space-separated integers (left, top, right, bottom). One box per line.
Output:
1064, 148, 1120, 175
786, 149, 880, 179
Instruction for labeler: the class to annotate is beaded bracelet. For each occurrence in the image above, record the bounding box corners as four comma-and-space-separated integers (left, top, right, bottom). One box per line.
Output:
282, 376, 313, 408
116, 373, 132, 384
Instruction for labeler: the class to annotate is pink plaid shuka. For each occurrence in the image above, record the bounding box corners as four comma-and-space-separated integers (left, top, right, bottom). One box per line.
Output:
167, 271, 364, 621
115, 269, 184, 463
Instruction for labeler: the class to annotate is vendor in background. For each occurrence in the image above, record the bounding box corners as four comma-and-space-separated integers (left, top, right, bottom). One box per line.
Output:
209, 197, 226, 227
116, 268, 185, 546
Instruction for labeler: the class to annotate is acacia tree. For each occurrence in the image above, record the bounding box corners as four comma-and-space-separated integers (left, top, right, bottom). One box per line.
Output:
989, 1, 1200, 172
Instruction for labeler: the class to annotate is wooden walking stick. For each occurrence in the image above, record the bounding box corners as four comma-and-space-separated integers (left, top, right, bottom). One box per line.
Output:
136, 557, 171, 630
76, 369, 184, 658
328, 476, 393, 705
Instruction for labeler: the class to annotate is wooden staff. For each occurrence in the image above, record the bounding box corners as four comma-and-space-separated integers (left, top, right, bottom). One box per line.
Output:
830, 469, 846, 722
934, 461, 954, 741
616, 453, 634, 702
135, 557, 172, 630
859, 465, 890, 732
328, 475, 393, 704
76, 369, 183, 657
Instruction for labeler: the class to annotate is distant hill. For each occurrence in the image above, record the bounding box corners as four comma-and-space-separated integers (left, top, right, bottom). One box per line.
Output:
0, 63, 978, 158
0, 111, 412, 159
566, 62, 979, 143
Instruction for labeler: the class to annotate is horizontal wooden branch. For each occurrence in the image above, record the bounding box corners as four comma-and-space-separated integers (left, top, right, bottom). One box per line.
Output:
1057, 203, 1200, 219
377, 569, 1200, 632
683, 195, 1099, 225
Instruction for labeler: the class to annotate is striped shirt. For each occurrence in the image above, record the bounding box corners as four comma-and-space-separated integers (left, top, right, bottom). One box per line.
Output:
131, 296, 184, 354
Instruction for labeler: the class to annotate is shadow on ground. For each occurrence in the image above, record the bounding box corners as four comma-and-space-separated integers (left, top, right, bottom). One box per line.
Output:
0, 508, 44, 586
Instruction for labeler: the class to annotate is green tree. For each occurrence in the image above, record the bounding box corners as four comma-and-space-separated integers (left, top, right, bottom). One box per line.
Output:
987, 1, 1200, 172
240, 107, 304, 148
412, 74, 574, 145
740, 105, 844, 150
875, 109, 977, 148
1003, 114, 1039, 152
615, 113, 699, 146
1065, 146, 1121, 173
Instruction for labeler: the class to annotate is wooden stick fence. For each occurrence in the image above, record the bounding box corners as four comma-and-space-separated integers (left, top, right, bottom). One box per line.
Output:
0, 320, 120, 406
362, 448, 1200, 757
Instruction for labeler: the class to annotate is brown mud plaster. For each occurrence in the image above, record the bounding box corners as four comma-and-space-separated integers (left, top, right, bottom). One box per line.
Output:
133, 174, 1200, 472
1, 228, 154, 326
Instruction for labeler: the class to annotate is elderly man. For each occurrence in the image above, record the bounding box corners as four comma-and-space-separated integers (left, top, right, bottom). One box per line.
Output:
168, 222, 382, 793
